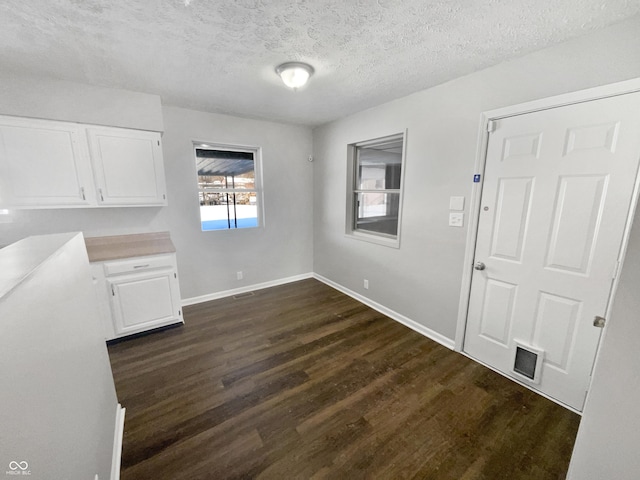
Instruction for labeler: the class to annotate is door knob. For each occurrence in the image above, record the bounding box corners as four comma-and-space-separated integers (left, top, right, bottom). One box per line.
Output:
474, 262, 486, 271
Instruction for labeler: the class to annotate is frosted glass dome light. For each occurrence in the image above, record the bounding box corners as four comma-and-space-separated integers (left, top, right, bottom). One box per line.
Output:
276, 62, 314, 90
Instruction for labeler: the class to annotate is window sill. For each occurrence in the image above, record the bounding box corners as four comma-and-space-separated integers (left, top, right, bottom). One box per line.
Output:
345, 230, 400, 249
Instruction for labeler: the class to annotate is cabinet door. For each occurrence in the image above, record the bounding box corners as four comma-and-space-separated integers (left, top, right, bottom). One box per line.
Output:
0, 116, 95, 207
107, 267, 181, 336
87, 127, 167, 206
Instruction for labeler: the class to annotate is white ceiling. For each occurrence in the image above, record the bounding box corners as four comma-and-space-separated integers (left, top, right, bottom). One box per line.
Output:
1, 1, 639, 127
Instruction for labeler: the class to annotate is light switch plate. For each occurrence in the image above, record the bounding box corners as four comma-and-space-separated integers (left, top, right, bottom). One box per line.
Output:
449, 196, 465, 211
449, 212, 464, 227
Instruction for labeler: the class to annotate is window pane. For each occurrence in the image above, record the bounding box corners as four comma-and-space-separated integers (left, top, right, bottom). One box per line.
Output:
355, 192, 400, 236
200, 193, 258, 231
196, 149, 255, 190
198, 173, 255, 191
356, 139, 403, 190
232, 170, 255, 190
195, 146, 260, 231
198, 175, 226, 189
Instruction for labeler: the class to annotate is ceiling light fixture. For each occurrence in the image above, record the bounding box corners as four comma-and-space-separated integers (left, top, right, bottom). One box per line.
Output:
276, 62, 314, 90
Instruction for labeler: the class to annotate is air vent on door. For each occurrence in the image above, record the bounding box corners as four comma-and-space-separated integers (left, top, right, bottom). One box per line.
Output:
512, 341, 544, 384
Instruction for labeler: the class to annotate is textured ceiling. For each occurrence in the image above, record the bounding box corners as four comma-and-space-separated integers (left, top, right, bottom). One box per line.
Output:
0, 1, 639, 126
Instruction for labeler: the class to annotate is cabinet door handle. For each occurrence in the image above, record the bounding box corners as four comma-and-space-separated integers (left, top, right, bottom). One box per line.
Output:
133, 264, 150, 269
111, 285, 115, 296
99, 188, 104, 201
80, 187, 86, 200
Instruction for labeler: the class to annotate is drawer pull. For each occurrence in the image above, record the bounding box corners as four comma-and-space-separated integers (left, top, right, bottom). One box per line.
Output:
133, 264, 150, 269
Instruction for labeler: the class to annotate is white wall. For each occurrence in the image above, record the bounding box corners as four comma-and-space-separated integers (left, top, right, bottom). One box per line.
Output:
161, 106, 314, 300
567, 203, 640, 479
0, 76, 315, 301
0, 72, 163, 131
312, 15, 640, 341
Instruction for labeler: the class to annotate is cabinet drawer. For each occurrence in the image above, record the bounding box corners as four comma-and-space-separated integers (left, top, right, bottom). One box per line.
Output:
103, 254, 174, 276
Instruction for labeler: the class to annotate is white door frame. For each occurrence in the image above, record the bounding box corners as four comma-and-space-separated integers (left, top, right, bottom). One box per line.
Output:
455, 78, 640, 355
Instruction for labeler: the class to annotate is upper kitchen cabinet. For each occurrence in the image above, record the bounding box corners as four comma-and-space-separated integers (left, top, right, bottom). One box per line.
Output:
0, 116, 95, 207
0, 115, 167, 209
87, 126, 167, 206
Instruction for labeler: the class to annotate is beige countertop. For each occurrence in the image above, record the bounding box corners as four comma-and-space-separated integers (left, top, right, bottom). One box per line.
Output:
84, 232, 175, 262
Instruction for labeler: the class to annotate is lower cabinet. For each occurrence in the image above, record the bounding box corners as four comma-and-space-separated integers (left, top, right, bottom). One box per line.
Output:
92, 253, 183, 340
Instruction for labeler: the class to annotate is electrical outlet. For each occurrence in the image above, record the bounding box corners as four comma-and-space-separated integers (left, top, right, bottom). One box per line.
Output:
237, 271, 243, 280
364, 279, 369, 289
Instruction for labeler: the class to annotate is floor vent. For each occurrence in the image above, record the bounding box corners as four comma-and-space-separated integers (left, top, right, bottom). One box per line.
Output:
233, 291, 255, 299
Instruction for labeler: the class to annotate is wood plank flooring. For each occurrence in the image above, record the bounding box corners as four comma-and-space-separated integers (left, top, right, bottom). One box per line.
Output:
107, 278, 580, 479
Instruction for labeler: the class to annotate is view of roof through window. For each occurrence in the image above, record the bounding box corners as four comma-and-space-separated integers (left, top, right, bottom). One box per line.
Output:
195, 148, 259, 231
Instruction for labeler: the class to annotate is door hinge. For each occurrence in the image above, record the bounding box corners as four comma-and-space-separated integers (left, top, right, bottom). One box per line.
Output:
487, 120, 497, 133
593, 315, 606, 328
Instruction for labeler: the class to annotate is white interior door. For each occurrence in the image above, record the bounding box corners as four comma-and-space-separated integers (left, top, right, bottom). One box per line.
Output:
464, 92, 640, 411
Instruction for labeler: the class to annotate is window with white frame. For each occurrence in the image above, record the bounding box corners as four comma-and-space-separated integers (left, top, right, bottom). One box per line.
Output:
194, 144, 262, 231
347, 133, 406, 245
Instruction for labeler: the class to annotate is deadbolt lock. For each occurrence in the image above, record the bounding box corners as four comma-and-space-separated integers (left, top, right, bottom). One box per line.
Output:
593, 316, 606, 328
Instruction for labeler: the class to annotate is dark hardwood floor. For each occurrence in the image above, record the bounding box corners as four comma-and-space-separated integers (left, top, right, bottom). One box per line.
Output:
108, 278, 580, 479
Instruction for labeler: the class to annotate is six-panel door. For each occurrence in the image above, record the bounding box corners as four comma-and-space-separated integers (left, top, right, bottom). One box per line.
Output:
464, 92, 640, 411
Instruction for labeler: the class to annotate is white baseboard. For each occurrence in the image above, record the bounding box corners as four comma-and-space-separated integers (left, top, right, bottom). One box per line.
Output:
180, 271, 454, 350
313, 273, 455, 350
111, 404, 126, 480
181, 272, 314, 307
